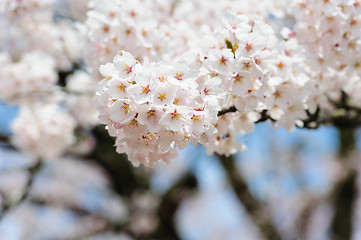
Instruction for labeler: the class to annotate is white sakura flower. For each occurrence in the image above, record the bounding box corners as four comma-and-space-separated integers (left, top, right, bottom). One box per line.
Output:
188, 112, 210, 138
230, 71, 255, 96
267, 77, 284, 88
108, 77, 132, 99
122, 117, 148, 138
222, 10, 251, 34
204, 48, 235, 74
159, 106, 190, 132
274, 104, 307, 132
137, 104, 163, 132
172, 88, 198, 107
206, 133, 246, 157
110, 99, 135, 123
269, 105, 284, 120
127, 72, 157, 104
170, 61, 199, 89
113, 51, 138, 78
200, 76, 224, 108
233, 111, 260, 135
153, 82, 177, 106
174, 133, 191, 150
236, 32, 268, 58
157, 129, 177, 153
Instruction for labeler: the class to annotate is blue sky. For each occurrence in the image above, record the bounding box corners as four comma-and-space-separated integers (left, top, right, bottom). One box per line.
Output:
0, 101, 18, 136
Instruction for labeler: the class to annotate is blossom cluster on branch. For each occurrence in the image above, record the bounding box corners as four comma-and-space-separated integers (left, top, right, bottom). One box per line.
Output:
94, 2, 312, 165
0, 0, 361, 166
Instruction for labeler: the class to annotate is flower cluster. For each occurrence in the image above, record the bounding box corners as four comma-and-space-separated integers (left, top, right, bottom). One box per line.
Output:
181, 11, 310, 156
96, 51, 224, 167
0, 52, 57, 102
0, 0, 56, 11
0, 0, 83, 70
84, 0, 170, 74
84, 0, 281, 75
95, 10, 312, 162
10, 104, 76, 158
288, 0, 361, 108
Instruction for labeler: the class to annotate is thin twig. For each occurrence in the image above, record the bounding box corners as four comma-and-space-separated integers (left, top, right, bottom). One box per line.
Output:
217, 101, 361, 130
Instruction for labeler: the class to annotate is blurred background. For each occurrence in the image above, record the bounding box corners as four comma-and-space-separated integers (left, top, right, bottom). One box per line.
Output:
1, 100, 360, 240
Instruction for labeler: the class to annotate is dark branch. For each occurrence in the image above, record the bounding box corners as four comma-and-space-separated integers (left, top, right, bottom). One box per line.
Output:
296, 127, 358, 240
217, 106, 237, 116
216, 154, 282, 240
149, 172, 197, 240
330, 127, 357, 240
217, 97, 361, 130
302, 107, 321, 129
330, 170, 356, 240
86, 126, 145, 197
0, 134, 9, 144
255, 110, 272, 123
296, 198, 318, 240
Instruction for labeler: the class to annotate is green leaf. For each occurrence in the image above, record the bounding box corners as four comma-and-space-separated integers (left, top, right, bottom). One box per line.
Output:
225, 39, 233, 50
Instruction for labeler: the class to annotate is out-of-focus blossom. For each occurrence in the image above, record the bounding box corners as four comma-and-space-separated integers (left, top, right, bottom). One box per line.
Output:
10, 104, 76, 159
0, 51, 57, 102
66, 71, 98, 127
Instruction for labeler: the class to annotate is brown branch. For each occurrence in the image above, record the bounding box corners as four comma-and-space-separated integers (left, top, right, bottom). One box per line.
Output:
295, 126, 358, 240
330, 169, 356, 240
86, 126, 144, 197
296, 197, 318, 240
302, 107, 321, 129
216, 154, 282, 240
0, 157, 43, 221
330, 127, 357, 240
217, 106, 237, 116
217, 107, 273, 123
217, 101, 361, 130
255, 110, 272, 123
149, 172, 197, 240
217, 106, 320, 128
86, 126, 198, 240
0, 134, 9, 144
